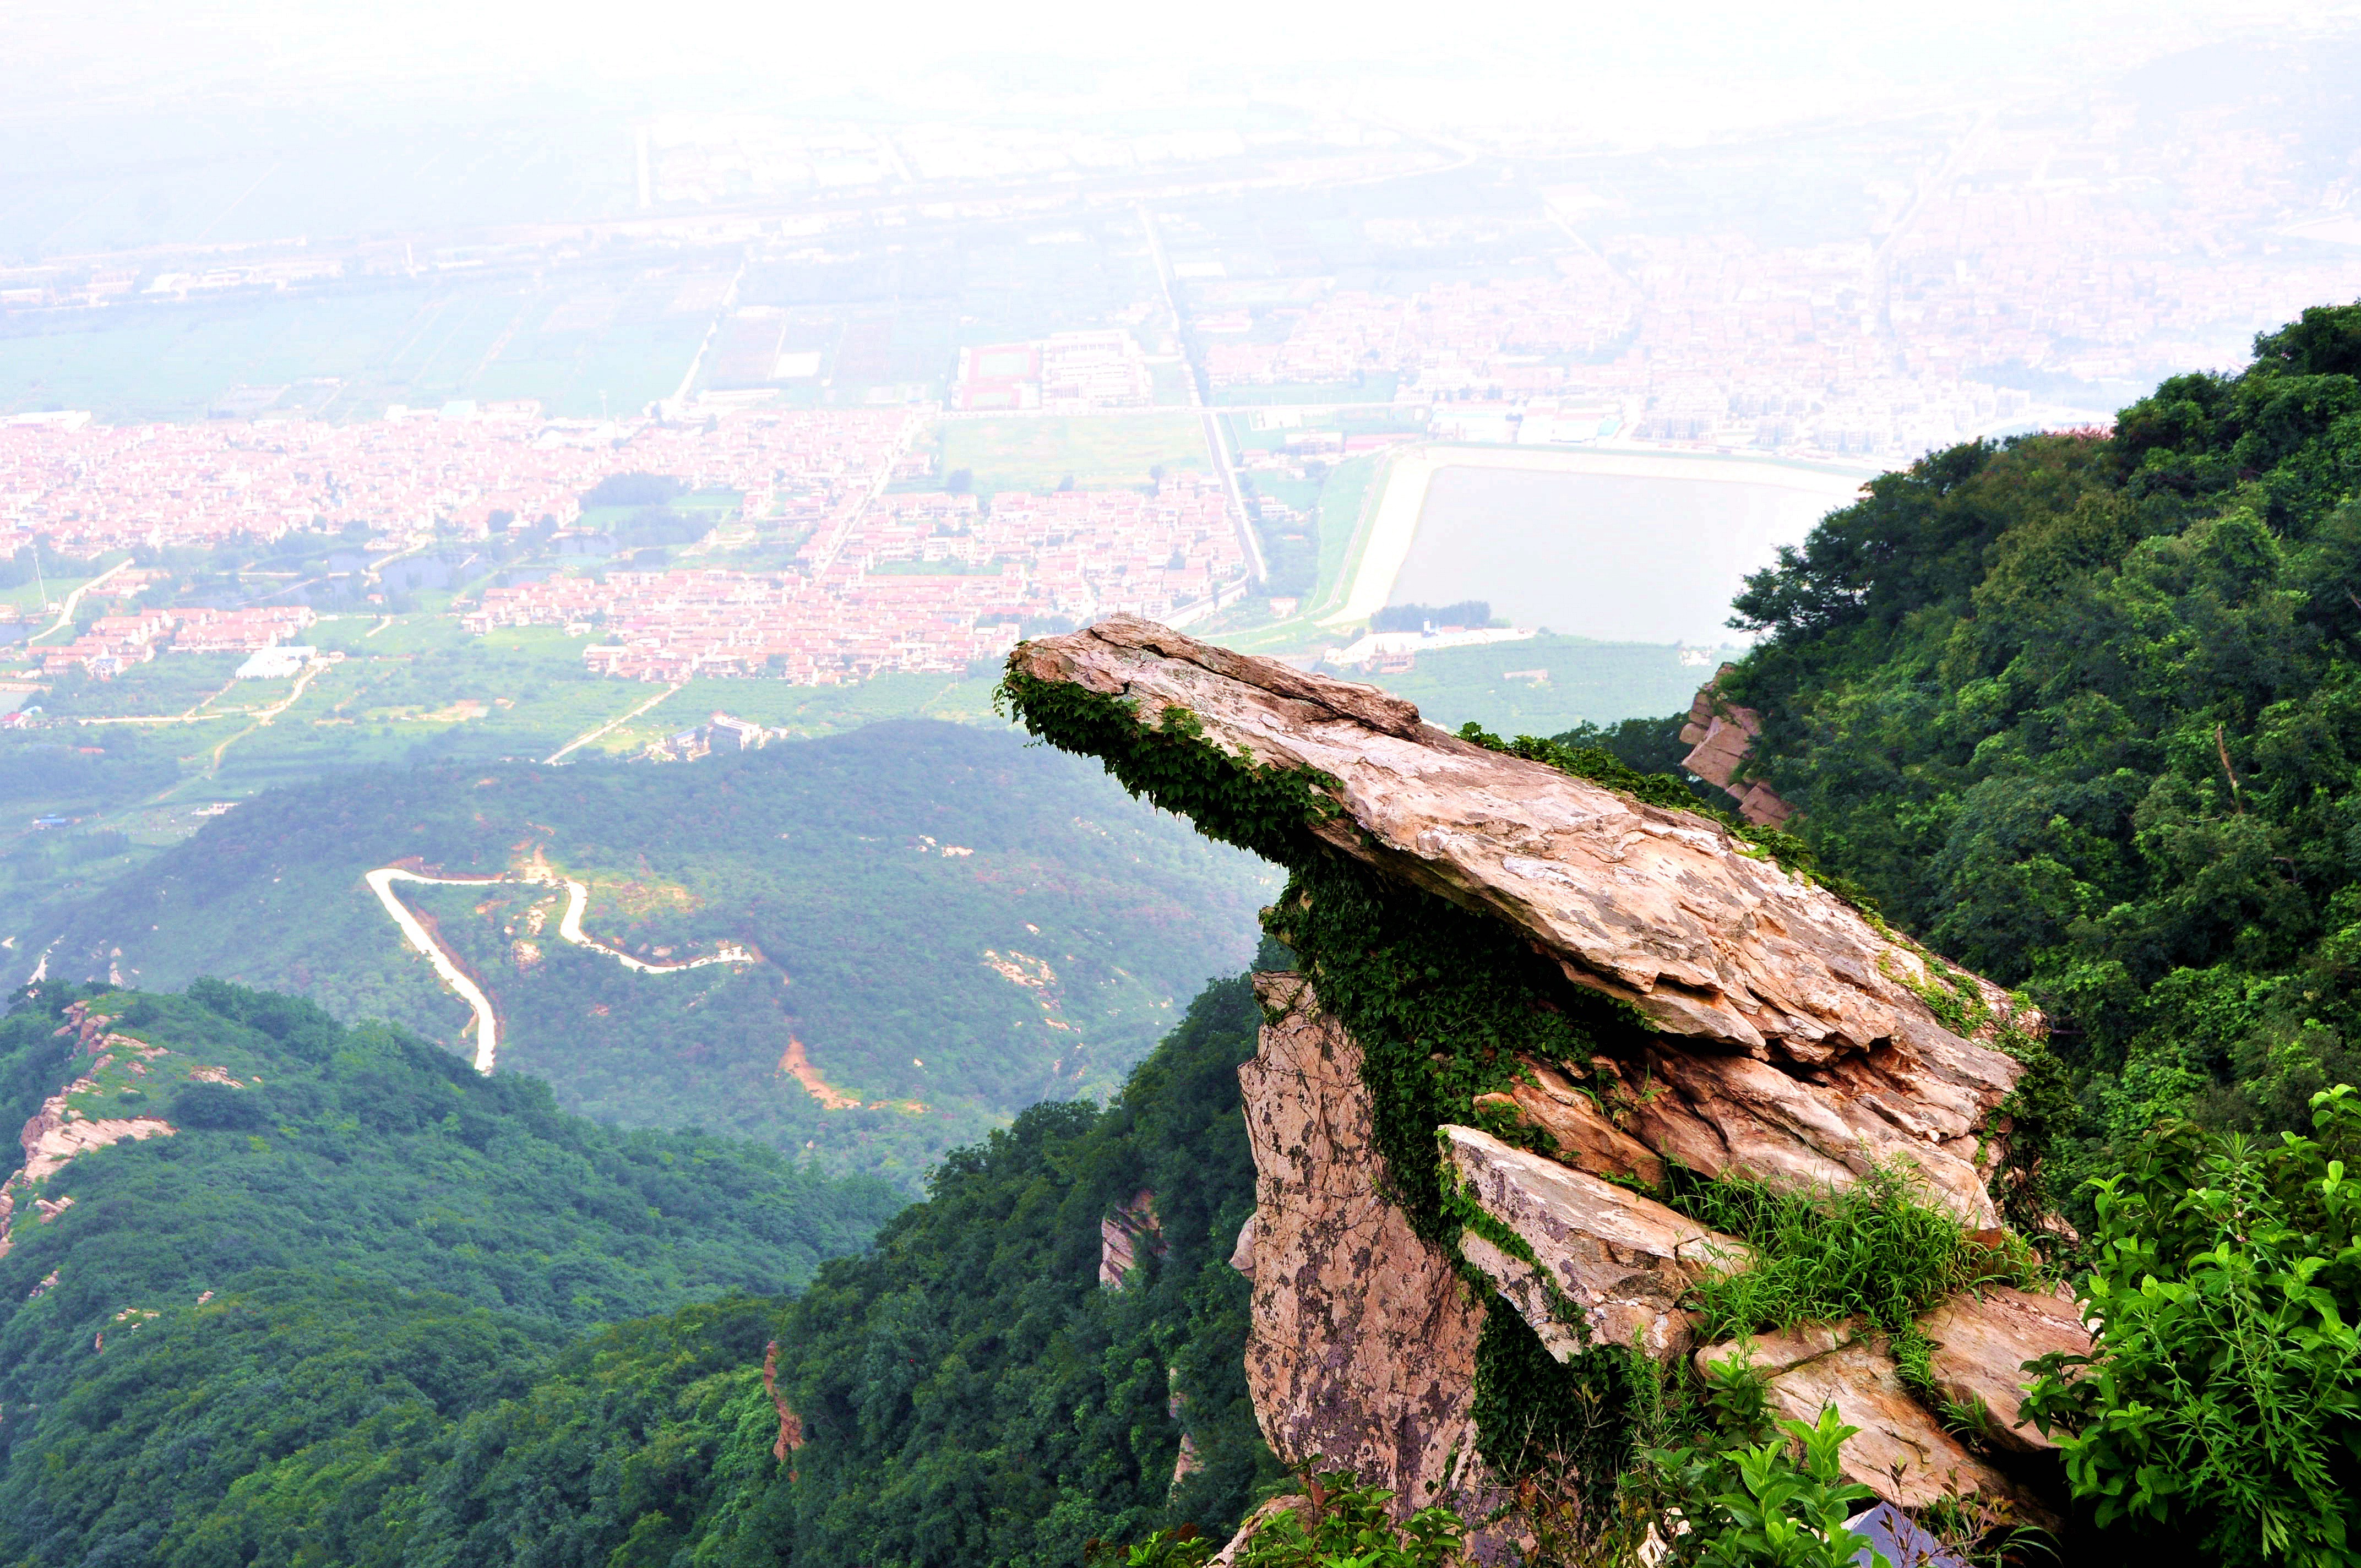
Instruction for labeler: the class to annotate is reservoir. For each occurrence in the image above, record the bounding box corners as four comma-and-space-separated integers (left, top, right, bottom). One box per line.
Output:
1386, 461, 1856, 645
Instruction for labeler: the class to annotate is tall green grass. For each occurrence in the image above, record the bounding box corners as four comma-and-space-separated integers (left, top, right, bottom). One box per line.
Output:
1678, 1162, 2045, 1342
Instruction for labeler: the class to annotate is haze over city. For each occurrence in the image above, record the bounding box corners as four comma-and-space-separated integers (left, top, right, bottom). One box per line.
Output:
4, 0, 2360, 723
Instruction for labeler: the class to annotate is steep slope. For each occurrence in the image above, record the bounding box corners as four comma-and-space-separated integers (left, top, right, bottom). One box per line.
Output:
760, 971, 1282, 1566
20, 720, 1274, 1185
0, 977, 904, 1566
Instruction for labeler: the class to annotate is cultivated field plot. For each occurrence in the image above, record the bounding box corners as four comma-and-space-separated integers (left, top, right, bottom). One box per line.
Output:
934, 413, 1209, 493
35, 653, 247, 720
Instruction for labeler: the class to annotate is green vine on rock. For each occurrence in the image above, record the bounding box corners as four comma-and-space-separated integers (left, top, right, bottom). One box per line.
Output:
1265, 854, 1657, 1244
997, 668, 1345, 864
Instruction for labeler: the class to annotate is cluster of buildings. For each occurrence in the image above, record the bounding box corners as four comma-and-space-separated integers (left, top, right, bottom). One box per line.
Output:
648, 711, 771, 760
464, 473, 1247, 683
1185, 106, 2361, 463
952, 330, 1155, 411
0, 406, 921, 556
32, 606, 315, 680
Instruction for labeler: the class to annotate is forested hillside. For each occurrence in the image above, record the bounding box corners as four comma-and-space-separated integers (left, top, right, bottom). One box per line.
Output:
0, 976, 902, 1565
1705, 301, 2361, 1212
15, 721, 1273, 1185
761, 968, 1281, 1566
0, 963, 1274, 1565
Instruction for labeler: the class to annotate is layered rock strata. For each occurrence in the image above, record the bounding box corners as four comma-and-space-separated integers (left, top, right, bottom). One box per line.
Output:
1678, 670, 1797, 827
1015, 616, 2028, 1222
1011, 619, 2084, 1537
1441, 1125, 1746, 1363
1684, 1286, 2085, 1513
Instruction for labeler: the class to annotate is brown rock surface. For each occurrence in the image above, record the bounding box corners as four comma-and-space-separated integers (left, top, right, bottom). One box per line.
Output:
0, 1079, 176, 1260
1441, 1125, 1744, 1362
1100, 1188, 1165, 1289
1210, 1496, 1314, 1568
1618, 1040, 2007, 1226
1751, 1336, 2035, 1511
1678, 673, 1796, 827
1240, 973, 1499, 1527
1013, 616, 2020, 1079
1017, 620, 2065, 1528
1687, 1286, 2090, 1502
1473, 1060, 1666, 1187
1916, 1286, 2091, 1452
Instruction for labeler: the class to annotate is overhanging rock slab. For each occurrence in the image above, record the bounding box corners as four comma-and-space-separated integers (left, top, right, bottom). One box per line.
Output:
1010, 617, 2029, 1228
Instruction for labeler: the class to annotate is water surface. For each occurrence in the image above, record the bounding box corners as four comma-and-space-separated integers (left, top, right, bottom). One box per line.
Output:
1390, 466, 1839, 644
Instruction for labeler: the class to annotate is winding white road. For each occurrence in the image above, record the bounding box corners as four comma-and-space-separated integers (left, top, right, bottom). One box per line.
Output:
364, 867, 751, 1073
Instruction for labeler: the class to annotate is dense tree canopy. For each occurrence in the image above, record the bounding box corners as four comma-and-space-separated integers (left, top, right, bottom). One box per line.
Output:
1711, 301, 2361, 1201
0, 965, 1274, 1566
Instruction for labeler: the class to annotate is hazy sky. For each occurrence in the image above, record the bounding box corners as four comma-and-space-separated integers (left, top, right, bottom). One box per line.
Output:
16, 0, 2360, 144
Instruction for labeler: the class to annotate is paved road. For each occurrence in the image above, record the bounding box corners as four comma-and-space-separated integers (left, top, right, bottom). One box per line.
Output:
365, 864, 753, 1073
1135, 202, 1265, 581
27, 558, 130, 646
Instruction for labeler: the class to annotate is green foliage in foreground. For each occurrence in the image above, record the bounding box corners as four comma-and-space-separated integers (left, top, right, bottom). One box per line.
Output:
1236, 1476, 1466, 1568
0, 977, 902, 1566
0, 968, 1280, 1566
2025, 1086, 2361, 1568
1644, 1408, 1893, 1568
1717, 301, 2361, 1206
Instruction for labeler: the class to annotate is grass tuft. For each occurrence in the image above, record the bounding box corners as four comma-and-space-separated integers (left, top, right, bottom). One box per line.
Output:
1675, 1161, 2047, 1342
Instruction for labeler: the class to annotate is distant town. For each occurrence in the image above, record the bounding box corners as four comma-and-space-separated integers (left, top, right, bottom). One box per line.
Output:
4, 47, 2358, 702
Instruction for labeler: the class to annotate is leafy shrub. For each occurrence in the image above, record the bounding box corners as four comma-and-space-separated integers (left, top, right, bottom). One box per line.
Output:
2022, 1085, 2361, 1567
1111, 1524, 1216, 1566
1675, 1162, 2046, 1341
1643, 1406, 1893, 1568
167, 1077, 273, 1132
1238, 1472, 1466, 1568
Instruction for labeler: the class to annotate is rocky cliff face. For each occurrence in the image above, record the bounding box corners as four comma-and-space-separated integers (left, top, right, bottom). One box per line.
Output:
1008, 617, 2086, 1543
1236, 973, 1499, 1526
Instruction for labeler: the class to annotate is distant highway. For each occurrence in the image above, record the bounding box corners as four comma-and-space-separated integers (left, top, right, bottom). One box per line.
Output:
1135, 203, 1266, 582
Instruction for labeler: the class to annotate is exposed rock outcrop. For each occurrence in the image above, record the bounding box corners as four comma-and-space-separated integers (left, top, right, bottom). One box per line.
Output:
1100, 1188, 1166, 1289
1678, 670, 1796, 827
1683, 1288, 2083, 1517
761, 1340, 806, 1471
1239, 973, 1498, 1526
1441, 1125, 1745, 1363
1010, 619, 2079, 1543
1912, 1286, 2089, 1453
0, 1002, 182, 1260
1013, 618, 2019, 1076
